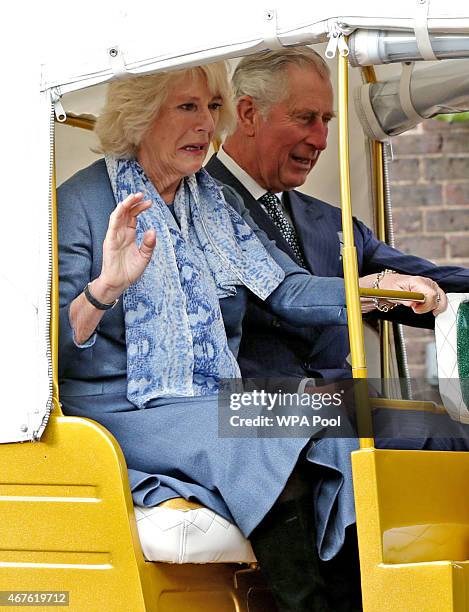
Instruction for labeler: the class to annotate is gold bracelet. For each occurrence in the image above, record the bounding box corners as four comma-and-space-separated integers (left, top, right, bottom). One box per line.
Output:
372, 270, 398, 313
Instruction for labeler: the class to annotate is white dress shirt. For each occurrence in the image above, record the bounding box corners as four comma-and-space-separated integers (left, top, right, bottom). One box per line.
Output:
216, 147, 295, 224
217, 146, 267, 201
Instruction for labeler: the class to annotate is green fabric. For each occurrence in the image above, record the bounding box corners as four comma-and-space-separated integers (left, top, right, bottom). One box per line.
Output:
436, 112, 469, 123
457, 301, 469, 408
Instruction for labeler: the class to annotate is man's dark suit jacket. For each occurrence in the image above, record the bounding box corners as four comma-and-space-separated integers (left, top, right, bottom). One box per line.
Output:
206, 153, 469, 379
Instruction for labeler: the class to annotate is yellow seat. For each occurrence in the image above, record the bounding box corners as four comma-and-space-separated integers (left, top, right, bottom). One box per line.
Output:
353, 448, 469, 611
0, 413, 271, 612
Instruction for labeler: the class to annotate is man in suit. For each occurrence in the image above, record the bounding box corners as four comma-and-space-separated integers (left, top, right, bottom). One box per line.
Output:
206, 47, 469, 382
205, 47, 469, 611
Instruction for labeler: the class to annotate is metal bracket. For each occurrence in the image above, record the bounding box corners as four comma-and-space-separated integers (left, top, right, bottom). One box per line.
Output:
108, 46, 127, 78
263, 9, 283, 50
50, 86, 66, 122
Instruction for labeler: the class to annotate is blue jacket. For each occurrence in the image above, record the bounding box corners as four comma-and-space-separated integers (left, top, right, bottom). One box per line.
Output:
58, 159, 349, 401
205, 154, 469, 379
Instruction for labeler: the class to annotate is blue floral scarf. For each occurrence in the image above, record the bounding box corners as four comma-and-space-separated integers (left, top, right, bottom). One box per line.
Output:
105, 156, 284, 408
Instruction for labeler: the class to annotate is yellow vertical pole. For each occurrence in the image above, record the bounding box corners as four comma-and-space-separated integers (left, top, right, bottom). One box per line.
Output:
374, 140, 393, 383
338, 51, 374, 449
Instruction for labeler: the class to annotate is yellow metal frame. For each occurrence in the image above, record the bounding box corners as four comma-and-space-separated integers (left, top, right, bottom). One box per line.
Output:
359, 286, 424, 302
353, 448, 469, 612
61, 115, 96, 131
338, 54, 428, 447
371, 397, 446, 414
58, 114, 222, 160
339, 50, 469, 612
338, 52, 375, 448
1, 411, 270, 611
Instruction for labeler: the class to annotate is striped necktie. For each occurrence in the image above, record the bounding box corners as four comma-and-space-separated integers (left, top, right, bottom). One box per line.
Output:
259, 192, 306, 267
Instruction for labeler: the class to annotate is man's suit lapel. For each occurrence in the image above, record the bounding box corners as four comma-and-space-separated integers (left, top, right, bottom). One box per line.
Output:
206, 155, 301, 263
288, 190, 342, 276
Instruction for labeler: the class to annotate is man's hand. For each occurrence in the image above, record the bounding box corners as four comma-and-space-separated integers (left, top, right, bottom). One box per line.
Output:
359, 272, 447, 316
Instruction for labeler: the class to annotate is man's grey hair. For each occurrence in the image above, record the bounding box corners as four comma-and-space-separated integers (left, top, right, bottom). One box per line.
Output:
232, 46, 330, 117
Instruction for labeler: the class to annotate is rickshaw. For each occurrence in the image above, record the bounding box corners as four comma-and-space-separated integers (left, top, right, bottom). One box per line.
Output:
2, 2, 469, 610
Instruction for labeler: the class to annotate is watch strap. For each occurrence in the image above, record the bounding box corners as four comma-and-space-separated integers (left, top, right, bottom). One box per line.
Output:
83, 282, 119, 311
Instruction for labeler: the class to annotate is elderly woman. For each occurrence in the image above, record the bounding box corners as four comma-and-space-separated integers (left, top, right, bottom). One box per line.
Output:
58, 61, 446, 612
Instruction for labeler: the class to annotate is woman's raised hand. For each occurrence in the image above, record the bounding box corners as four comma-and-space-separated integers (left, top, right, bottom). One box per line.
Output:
69, 193, 156, 345
96, 193, 156, 302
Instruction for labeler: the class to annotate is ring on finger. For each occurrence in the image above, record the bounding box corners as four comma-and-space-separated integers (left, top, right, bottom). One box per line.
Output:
436, 293, 441, 304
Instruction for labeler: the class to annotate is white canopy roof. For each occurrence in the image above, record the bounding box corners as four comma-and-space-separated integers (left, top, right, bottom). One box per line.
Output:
41, 1, 469, 94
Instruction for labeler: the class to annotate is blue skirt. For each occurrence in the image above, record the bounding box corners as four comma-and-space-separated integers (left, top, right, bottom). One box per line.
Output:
61, 393, 358, 561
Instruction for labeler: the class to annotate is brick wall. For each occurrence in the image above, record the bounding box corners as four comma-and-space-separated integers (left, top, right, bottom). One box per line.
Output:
389, 119, 469, 378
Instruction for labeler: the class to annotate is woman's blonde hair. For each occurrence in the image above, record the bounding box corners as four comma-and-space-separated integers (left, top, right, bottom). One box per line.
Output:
95, 62, 235, 158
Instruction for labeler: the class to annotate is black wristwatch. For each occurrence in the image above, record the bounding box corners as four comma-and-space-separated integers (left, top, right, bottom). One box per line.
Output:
83, 282, 119, 310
